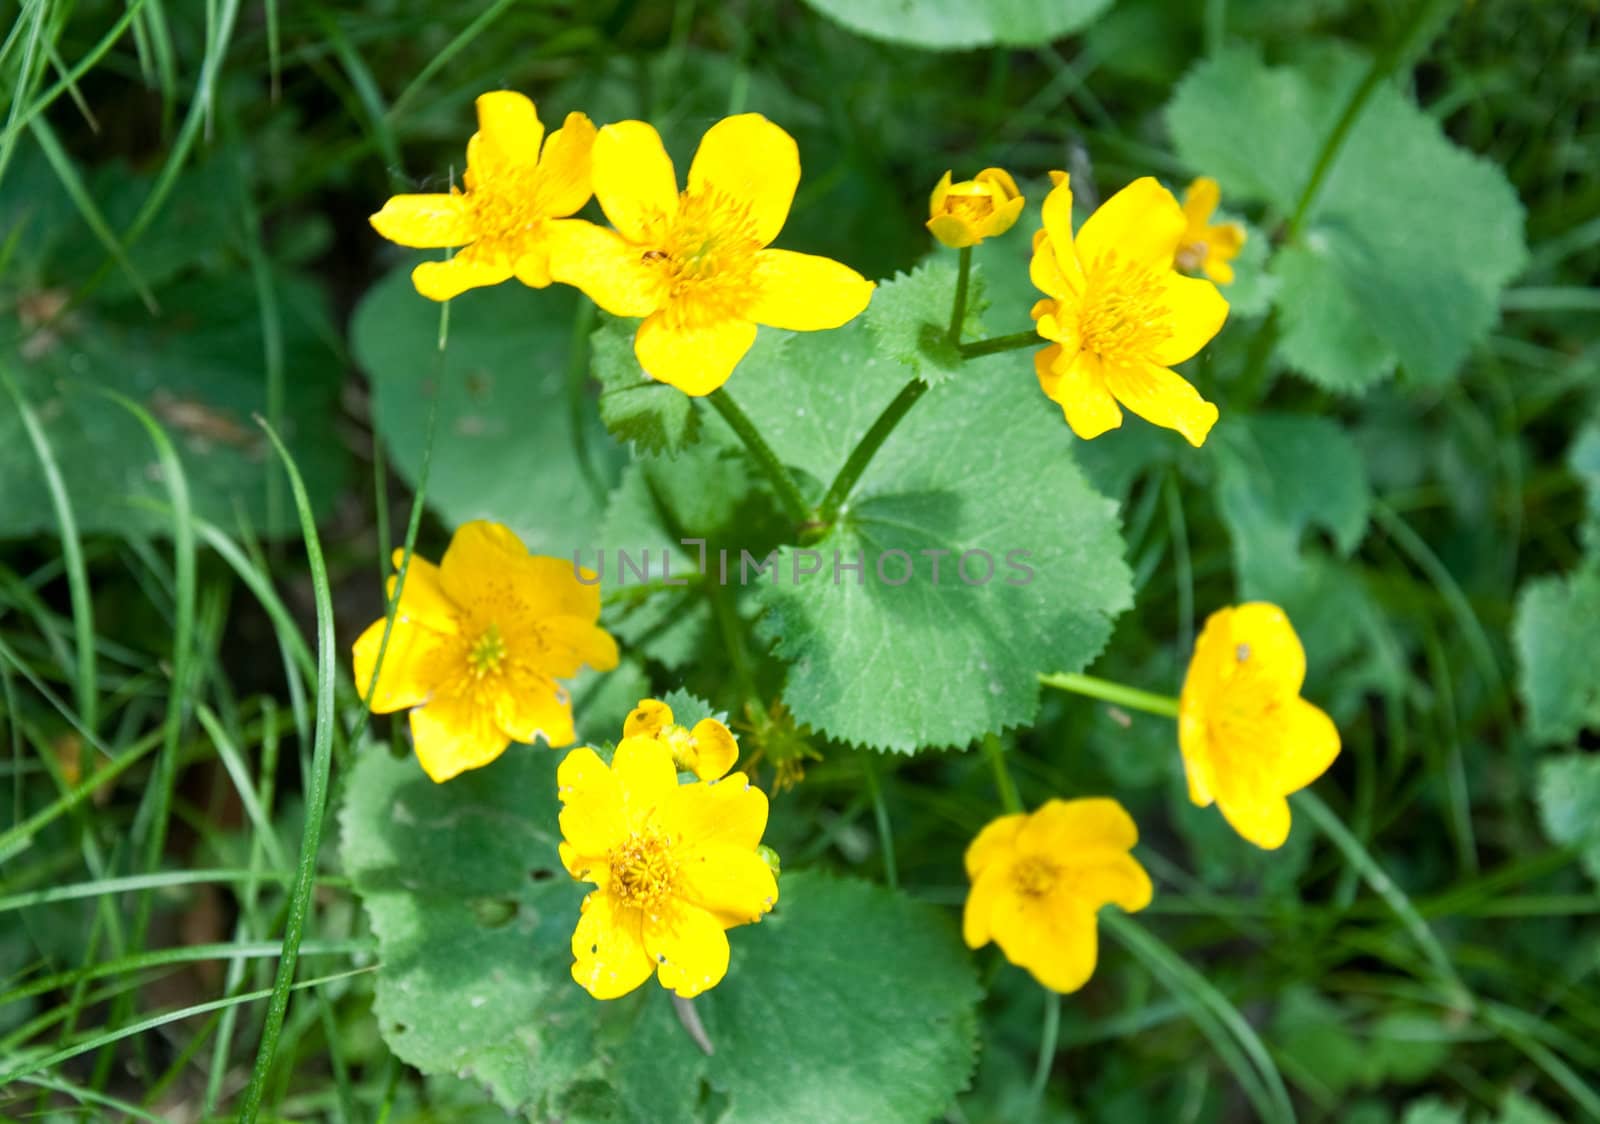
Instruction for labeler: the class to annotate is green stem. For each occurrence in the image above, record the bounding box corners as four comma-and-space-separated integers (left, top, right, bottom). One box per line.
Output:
947, 245, 972, 345
958, 330, 1039, 359
861, 755, 899, 891
1038, 672, 1180, 719
707, 388, 812, 526
982, 734, 1024, 814
1028, 993, 1062, 1113
1284, 0, 1450, 242
814, 377, 930, 530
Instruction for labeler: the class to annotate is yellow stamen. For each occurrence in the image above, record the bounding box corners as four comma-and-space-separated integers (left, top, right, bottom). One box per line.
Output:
646, 188, 763, 329
467, 624, 507, 677
464, 172, 545, 253
1078, 254, 1174, 364
609, 829, 680, 908
1012, 856, 1059, 898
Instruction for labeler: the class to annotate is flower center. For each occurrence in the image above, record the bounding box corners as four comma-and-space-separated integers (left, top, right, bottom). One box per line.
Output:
467, 624, 507, 678
644, 188, 763, 329
466, 171, 545, 251
609, 828, 680, 908
1012, 856, 1059, 898
942, 190, 995, 223
1175, 239, 1208, 273
1078, 253, 1174, 363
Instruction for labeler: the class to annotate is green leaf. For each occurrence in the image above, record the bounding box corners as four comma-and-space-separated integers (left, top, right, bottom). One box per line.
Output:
866, 261, 986, 386
726, 332, 1131, 751
352, 266, 621, 555
590, 313, 702, 456
0, 272, 346, 539
798, 0, 1112, 50
1401, 1099, 1466, 1124
1498, 1092, 1566, 1124
1513, 566, 1600, 745
341, 746, 979, 1122
1168, 46, 1527, 392
1534, 754, 1600, 888
1212, 412, 1371, 597
1270, 987, 1368, 1097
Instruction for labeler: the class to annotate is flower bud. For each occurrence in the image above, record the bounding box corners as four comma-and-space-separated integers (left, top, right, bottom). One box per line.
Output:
926, 168, 1024, 249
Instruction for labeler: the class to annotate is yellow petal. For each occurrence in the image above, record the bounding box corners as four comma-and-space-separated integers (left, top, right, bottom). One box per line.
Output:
472, 90, 544, 173
1035, 347, 1123, 441
1204, 257, 1236, 286
438, 521, 604, 623
928, 169, 954, 216
1220, 602, 1309, 698
558, 746, 628, 857
1029, 236, 1080, 301
1069, 852, 1154, 913
351, 616, 448, 713
634, 312, 758, 396
1178, 709, 1218, 808
980, 193, 1026, 239
512, 249, 553, 290
611, 735, 678, 829
1102, 359, 1218, 447
747, 249, 874, 331
494, 679, 574, 748
1148, 271, 1229, 366
1039, 176, 1076, 260
1183, 176, 1221, 227
1076, 177, 1186, 272
965, 813, 1027, 879
624, 699, 674, 739
991, 890, 1100, 994
545, 219, 665, 317
678, 841, 778, 926
976, 167, 1021, 201
688, 718, 738, 781
1269, 697, 1342, 794
571, 892, 654, 999
643, 900, 730, 998
385, 551, 461, 631
1216, 790, 1293, 850
1017, 797, 1140, 855
536, 615, 619, 678
927, 212, 980, 249
592, 120, 679, 243
411, 249, 513, 301
408, 693, 509, 782
687, 113, 799, 247
537, 112, 597, 217
369, 193, 472, 249
962, 860, 1012, 948
658, 772, 769, 851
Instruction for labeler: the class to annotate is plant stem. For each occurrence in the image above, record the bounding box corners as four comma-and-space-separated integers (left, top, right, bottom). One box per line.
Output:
947, 245, 972, 344
957, 329, 1039, 359
814, 376, 930, 529
1028, 994, 1062, 1113
861, 754, 899, 891
707, 387, 812, 526
1037, 672, 1180, 719
982, 734, 1023, 814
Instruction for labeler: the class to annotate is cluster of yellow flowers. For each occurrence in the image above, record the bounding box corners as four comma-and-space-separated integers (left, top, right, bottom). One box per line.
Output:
355, 94, 1336, 1004
371, 91, 1245, 442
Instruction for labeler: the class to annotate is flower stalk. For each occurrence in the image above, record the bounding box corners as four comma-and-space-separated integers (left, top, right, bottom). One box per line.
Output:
707, 387, 814, 527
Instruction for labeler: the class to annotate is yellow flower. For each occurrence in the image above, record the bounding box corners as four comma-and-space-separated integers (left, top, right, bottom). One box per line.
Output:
926, 167, 1024, 248
370, 91, 596, 301
623, 698, 738, 781
1175, 177, 1247, 285
1029, 173, 1229, 447
351, 521, 618, 783
1178, 603, 1341, 849
963, 798, 1152, 993
558, 736, 778, 999
545, 114, 875, 396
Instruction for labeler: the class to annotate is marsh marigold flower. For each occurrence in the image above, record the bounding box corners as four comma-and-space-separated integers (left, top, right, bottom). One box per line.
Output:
370, 91, 596, 301
546, 113, 875, 396
1178, 603, 1341, 849
623, 698, 738, 781
927, 168, 1024, 248
1175, 177, 1246, 286
963, 799, 1151, 993
351, 521, 618, 783
1029, 173, 1228, 447
558, 735, 778, 999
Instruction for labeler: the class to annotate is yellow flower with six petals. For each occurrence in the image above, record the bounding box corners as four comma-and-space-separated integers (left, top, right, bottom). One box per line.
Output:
926, 167, 1024, 248
1175, 176, 1247, 286
352, 521, 618, 783
370, 91, 596, 301
963, 798, 1152, 993
558, 735, 778, 999
1178, 603, 1341, 849
623, 698, 738, 781
546, 113, 876, 396
1029, 173, 1229, 447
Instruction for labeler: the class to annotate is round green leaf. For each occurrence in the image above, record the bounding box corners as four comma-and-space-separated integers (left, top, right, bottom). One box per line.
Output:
800, 0, 1113, 50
